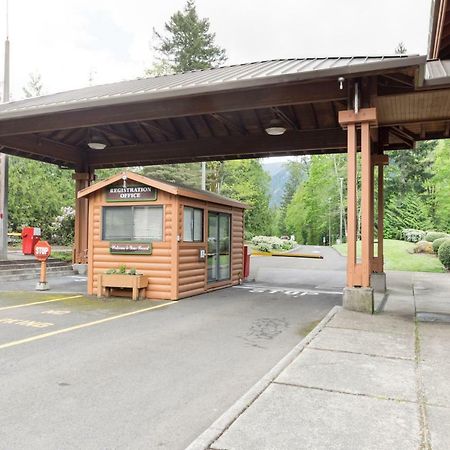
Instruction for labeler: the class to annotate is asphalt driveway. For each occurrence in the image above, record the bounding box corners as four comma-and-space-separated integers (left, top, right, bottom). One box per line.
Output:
0, 283, 340, 449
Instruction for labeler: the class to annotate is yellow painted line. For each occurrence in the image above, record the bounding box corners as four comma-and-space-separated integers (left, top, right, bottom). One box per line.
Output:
0, 302, 175, 350
0, 295, 83, 311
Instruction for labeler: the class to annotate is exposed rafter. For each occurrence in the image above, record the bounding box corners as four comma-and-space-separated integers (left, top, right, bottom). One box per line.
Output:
210, 113, 247, 135
271, 107, 298, 130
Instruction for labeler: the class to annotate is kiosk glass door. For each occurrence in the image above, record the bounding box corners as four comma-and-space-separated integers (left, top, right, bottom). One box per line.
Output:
207, 212, 231, 282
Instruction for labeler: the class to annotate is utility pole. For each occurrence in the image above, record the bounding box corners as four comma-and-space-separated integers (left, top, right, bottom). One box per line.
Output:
328, 197, 332, 246
339, 177, 344, 244
0, 0, 10, 261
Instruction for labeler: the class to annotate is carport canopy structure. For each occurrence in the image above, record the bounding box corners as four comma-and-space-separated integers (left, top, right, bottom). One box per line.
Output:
1, 3, 450, 310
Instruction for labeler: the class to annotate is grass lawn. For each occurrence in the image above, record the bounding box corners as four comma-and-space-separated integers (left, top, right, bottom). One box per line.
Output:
333, 239, 446, 273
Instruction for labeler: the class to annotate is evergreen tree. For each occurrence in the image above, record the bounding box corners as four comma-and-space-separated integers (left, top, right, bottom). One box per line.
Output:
395, 42, 407, 55
384, 193, 433, 238
145, 1, 227, 190
286, 155, 345, 245
221, 160, 273, 236
142, 163, 201, 188
278, 160, 306, 235
23, 72, 44, 98
385, 141, 436, 199
432, 140, 450, 231
151, 0, 226, 74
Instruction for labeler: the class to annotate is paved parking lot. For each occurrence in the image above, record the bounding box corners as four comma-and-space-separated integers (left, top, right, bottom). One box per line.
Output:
0, 284, 340, 449
0, 292, 171, 349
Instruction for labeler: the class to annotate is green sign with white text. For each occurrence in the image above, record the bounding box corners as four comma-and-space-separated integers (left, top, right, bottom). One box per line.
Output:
106, 184, 157, 202
109, 242, 152, 255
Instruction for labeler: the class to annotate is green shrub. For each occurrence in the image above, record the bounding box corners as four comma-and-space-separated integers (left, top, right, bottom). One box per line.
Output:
425, 231, 448, 242
438, 240, 450, 269
402, 229, 426, 243
256, 243, 271, 252
432, 237, 450, 253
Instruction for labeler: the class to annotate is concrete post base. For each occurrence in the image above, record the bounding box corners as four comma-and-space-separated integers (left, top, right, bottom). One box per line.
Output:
371, 272, 387, 293
36, 281, 49, 291
343, 287, 374, 314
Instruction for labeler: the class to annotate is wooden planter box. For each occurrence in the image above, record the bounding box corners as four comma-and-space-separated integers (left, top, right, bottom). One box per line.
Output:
98, 274, 148, 300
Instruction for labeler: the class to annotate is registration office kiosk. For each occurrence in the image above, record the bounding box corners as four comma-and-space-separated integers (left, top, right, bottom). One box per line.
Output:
78, 171, 247, 300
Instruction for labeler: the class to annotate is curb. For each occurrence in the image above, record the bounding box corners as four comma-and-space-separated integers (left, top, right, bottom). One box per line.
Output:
185, 304, 342, 450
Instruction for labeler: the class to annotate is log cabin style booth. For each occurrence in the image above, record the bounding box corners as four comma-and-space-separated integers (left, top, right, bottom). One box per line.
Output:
77, 171, 246, 300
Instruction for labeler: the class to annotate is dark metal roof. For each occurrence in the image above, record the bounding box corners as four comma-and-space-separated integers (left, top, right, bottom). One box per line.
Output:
0, 55, 425, 120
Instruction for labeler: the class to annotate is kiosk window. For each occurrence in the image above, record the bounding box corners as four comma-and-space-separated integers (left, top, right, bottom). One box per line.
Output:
103, 206, 163, 241
184, 207, 203, 242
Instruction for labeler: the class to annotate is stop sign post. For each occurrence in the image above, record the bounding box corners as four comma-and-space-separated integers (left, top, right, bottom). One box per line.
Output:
34, 241, 51, 291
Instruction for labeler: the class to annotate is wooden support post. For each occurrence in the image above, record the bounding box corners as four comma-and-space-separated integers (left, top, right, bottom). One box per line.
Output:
377, 162, 384, 272
73, 171, 95, 264
361, 122, 372, 287
372, 153, 388, 273
339, 108, 377, 289
346, 123, 359, 287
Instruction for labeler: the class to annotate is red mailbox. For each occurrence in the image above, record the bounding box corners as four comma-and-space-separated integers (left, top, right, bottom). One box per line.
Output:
21, 227, 41, 255
243, 245, 251, 279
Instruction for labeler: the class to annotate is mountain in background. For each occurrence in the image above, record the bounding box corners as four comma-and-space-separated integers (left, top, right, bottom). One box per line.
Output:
262, 161, 289, 207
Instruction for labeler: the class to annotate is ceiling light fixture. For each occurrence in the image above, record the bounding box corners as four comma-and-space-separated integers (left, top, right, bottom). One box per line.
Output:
87, 130, 108, 150
265, 119, 286, 136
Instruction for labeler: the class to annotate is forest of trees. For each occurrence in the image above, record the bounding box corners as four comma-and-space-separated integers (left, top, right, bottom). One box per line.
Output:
283, 140, 450, 245
5, 1, 450, 245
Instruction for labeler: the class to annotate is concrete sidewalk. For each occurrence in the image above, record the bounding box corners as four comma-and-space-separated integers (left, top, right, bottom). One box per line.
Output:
188, 271, 450, 450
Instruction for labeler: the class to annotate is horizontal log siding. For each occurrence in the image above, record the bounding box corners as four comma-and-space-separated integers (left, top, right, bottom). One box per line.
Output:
231, 208, 244, 284
177, 199, 245, 298
88, 189, 175, 300
177, 198, 207, 299
85, 180, 245, 301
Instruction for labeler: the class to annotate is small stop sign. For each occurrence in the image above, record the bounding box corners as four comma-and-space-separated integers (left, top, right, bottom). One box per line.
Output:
34, 241, 52, 261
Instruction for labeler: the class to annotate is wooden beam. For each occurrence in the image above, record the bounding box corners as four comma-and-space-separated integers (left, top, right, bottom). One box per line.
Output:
339, 108, 378, 127
372, 154, 389, 165
382, 74, 414, 88
141, 121, 179, 140
210, 113, 247, 135
0, 81, 347, 137
88, 128, 346, 168
271, 107, 298, 130
0, 135, 82, 166
93, 125, 135, 144
389, 127, 415, 147
91, 147, 349, 168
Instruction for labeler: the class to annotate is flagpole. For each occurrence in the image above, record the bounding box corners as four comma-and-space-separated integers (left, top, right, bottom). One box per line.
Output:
0, 0, 10, 260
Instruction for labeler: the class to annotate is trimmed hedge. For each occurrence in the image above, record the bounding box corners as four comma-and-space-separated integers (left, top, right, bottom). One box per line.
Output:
425, 231, 449, 242
438, 240, 450, 269
432, 237, 450, 254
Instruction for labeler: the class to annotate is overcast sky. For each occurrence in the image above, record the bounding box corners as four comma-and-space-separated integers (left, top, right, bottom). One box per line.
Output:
0, 0, 433, 101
